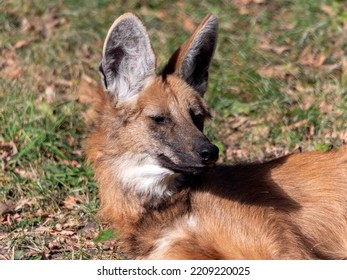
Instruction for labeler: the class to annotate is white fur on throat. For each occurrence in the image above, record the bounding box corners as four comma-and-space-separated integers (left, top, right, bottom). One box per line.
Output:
113, 153, 179, 197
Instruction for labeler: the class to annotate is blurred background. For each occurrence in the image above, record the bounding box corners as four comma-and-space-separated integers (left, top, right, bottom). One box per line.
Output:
0, 0, 346, 259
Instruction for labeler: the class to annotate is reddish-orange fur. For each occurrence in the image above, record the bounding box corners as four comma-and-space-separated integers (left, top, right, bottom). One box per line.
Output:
84, 13, 347, 259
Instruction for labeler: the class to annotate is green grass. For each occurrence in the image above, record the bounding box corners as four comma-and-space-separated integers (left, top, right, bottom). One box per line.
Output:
1, 0, 346, 259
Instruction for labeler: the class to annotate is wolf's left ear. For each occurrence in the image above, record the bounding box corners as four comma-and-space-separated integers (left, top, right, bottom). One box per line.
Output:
100, 13, 156, 103
162, 14, 218, 96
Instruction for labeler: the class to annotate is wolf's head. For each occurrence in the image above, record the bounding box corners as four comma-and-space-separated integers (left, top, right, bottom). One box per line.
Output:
87, 13, 219, 198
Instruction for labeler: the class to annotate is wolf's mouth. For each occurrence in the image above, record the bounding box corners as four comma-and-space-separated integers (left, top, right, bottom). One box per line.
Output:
157, 154, 213, 175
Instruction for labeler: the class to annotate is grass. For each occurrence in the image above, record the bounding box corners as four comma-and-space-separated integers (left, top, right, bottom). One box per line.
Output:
0, 0, 346, 259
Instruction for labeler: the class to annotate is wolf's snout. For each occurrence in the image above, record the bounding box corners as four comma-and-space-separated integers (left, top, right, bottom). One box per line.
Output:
199, 143, 219, 165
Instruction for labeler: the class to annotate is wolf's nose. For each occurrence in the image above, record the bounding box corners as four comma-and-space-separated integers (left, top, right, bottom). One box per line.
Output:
199, 143, 219, 164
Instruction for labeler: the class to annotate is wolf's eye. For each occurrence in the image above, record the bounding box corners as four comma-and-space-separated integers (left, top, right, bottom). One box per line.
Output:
151, 116, 170, 125
191, 112, 204, 131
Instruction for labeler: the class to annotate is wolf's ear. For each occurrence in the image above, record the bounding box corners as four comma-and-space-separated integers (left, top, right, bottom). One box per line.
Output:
99, 13, 156, 103
162, 14, 218, 96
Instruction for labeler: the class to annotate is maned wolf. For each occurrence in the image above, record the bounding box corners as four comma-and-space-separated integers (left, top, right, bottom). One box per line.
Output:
84, 13, 347, 259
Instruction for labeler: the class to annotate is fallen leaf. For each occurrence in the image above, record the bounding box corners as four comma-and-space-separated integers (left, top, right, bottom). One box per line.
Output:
299, 48, 326, 67
63, 196, 80, 209
226, 147, 249, 160
20, 17, 32, 33
320, 5, 335, 17
13, 213, 21, 223
77, 75, 99, 105
156, 10, 167, 20
35, 226, 52, 234
98, 240, 118, 251
228, 116, 250, 130
232, 0, 252, 15
0, 140, 18, 161
62, 159, 81, 168
1, 59, 23, 80
14, 168, 36, 180
264, 146, 291, 158
258, 65, 290, 79
0, 200, 15, 215
81, 221, 99, 239
2, 213, 12, 225
48, 239, 61, 250
60, 230, 75, 236
55, 224, 62, 231
281, 120, 309, 134
232, 0, 265, 15
45, 86, 56, 103
0, 202, 8, 215
301, 95, 316, 110
63, 219, 80, 229
81, 43, 91, 58
342, 59, 347, 77
15, 198, 37, 211
36, 6, 66, 37
77, 75, 101, 127
54, 79, 73, 88
13, 36, 35, 49
22, 5, 67, 38
66, 136, 75, 147
319, 101, 332, 114
183, 17, 196, 32
259, 39, 290, 55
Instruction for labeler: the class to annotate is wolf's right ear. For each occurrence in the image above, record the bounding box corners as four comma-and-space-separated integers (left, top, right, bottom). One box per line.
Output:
99, 13, 156, 103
